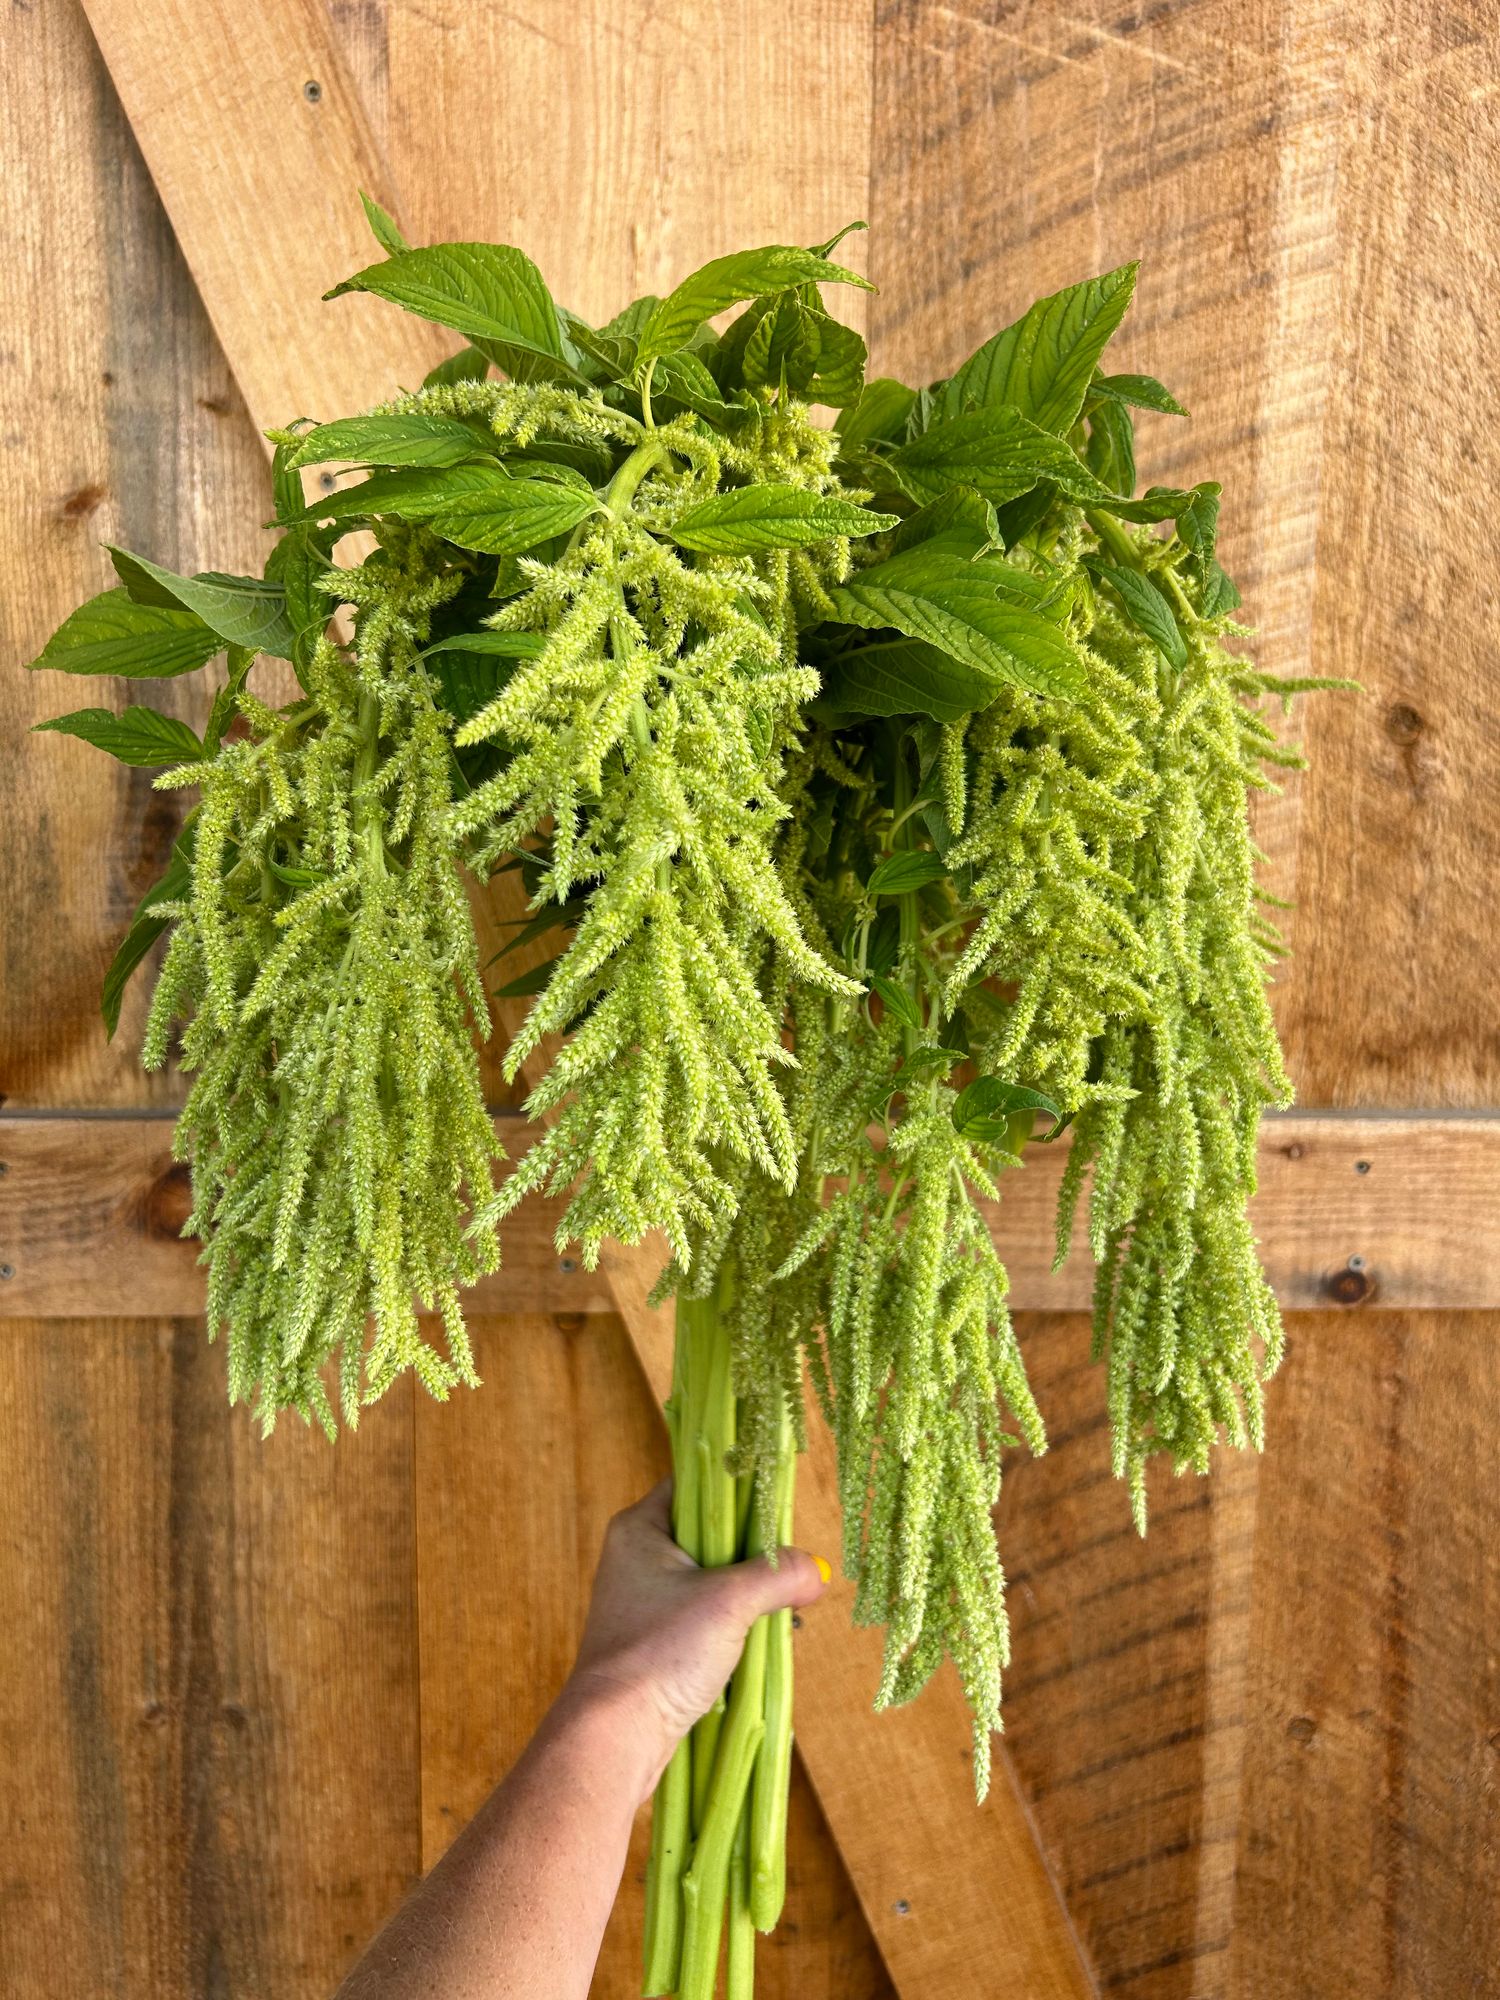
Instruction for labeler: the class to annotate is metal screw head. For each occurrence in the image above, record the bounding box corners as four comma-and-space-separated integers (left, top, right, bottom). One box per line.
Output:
893, 1899, 911, 1916
1355, 1160, 1371, 1175
1348, 1254, 1366, 1270
303, 78, 322, 102
558, 1256, 578, 1275
0, 1263, 14, 1281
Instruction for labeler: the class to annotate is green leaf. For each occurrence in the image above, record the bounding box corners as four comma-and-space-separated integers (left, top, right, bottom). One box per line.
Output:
868, 970, 922, 1030
283, 464, 597, 551
1086, 395, 1136, 497
107, 546, 296, 660
423, 346, 492, 390
325, 242, 588, 386
25, 588, 222, 680
359, 190, 408, 256
888, 487, 998, 559
867, 850, 947, 896
637, 243, 874, 369
804, 312, 867, 407
825, 548, 1087, 702
101, 831, 193, 1039
669, 484, 898, 555
1194, 555, 1242, 618
264, 525, 337, 670
741, 295, 822, 392
423, 483, 598, 555
203, 647, 254, 756
1094, 371, 1187, 418
1082, 554, 1187, 668
937, 263, 1138, 435
493, 956, 561, 1000
419, 631, 547, 662
952, 1077, 1063, 1142
488, 899, 585, 963
648, 349, 751, 427
816, 638, 998, 724
288, 412, 499, 470
836, 377, 917, 449
808, 220, 868, 258
34, 705, 203, 767
888, 406, 1112, 509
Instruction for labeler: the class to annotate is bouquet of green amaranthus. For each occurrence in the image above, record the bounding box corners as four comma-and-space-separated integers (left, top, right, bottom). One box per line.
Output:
26, 197, 1335, 1999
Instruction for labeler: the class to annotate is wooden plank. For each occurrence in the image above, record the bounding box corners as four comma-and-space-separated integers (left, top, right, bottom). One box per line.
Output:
7, 1109, 1500, 1319
0, 1112, 615, 1320
1226, 1310, 1500, 1995
0, 1315, 420, 1997
865, 0, 1500, 1113
413, 1312, 897, 1998
1, 0, 272, 1108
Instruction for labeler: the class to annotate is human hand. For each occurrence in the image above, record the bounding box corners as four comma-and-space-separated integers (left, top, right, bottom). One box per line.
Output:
561, 1480, 829, 1802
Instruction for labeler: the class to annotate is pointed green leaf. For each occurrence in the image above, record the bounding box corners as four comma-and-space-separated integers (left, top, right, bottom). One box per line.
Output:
101, 831, 194, 1038
1093, 371, 1187, 417
868, 970, 922, 1030
264, 524, 337, 670
1086, 396, 1136, 497
867, 850, 947, 896
1082, 554, 1186, 668
281, 463, 596, 551
888, 487, 998, 559
288, 412, 500, 470
669, 484, 897, 555
648, 349, 752, 427
25, 588, 222, 680
816, 637, 998, 724
106, 547, 295, 660
952, 1076, 1063, 1141
937, 263, 1138, 434
325, 242, 588, 385
33, 705, 203, 767
637, 244, 874, 369
359, 190, 408, 256
888, 406, 1112, 509
493, 956, 561, 1001
423, 345, 492, 389
836, 377, 918, 449
825, 548, 1086, 701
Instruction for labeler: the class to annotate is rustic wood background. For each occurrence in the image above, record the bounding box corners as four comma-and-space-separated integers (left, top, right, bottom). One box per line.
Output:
3, 2, 1497, 1996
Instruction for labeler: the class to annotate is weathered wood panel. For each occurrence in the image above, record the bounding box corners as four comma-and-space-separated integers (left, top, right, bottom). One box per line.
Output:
413, 1312, 898, 1998
1, 0, 269, 1107
7, 1109, 1499, 1319
996, 1307, 1500, 1998
0, 1316, 420, 1997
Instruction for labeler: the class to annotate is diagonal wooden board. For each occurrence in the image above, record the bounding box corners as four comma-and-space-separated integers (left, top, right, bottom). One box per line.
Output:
74, 1, 1095, 1991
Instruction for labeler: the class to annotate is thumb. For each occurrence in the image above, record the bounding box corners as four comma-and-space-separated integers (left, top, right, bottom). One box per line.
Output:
707, 1545, 830, 1628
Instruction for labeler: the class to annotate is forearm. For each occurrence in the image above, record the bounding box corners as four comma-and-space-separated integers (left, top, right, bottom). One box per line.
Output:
336, 1679, 653, 2000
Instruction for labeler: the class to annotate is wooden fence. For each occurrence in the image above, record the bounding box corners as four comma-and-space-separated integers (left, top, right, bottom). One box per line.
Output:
3, 3, 1497, 1995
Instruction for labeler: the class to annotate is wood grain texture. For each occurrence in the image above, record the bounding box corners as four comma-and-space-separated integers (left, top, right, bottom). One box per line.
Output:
1, 0, 271, 1107
413, 1313, 897, 1998
8, 1109, 1499, 1319
0, 1316, 420, 1997
993, 1308, 1500, 1998
387, 0, 875, 326
868, 0, 1500, 1110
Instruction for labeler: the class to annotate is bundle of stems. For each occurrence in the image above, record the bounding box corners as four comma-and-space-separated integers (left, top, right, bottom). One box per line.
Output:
25, 202, 1342, 2000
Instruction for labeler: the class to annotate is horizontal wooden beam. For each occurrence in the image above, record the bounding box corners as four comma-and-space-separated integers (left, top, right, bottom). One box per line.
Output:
3, 1110, 1495, 1320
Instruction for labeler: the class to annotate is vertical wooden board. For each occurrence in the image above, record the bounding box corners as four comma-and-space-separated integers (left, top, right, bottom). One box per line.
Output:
386, 0, 875, 328
1228, 1311, 1500, 1998
0, 1318, 421, 1998
413, 1313, 898, 1998
866, 0, 1500, 1107
1274, 16, 1500, 1106
996, 1314, 1235, 1998
1, 0, 273, 1106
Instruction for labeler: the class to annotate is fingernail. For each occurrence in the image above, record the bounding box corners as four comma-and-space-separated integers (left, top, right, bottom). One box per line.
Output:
812, 1554, 831, 1585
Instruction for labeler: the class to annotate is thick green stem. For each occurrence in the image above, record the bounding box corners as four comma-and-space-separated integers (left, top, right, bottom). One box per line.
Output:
749, 1412, 796, 1931
679, 1615, 768, 2000
641, 1738, 692, 1996
726, 1789, 756, 2000
689, 1279, 737, 1832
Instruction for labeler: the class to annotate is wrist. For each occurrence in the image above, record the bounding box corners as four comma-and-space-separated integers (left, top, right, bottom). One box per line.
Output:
550, 1667, 673, 1809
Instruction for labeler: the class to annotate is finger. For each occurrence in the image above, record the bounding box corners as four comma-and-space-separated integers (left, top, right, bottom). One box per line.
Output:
709, 1545, 829, 1624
